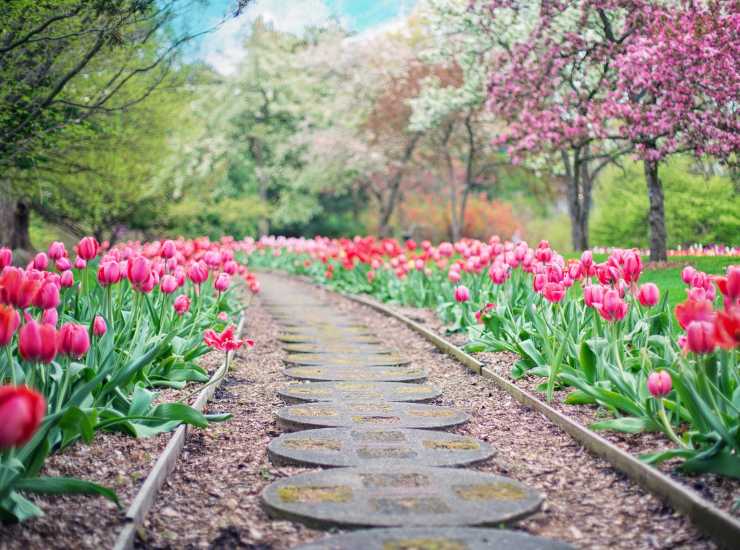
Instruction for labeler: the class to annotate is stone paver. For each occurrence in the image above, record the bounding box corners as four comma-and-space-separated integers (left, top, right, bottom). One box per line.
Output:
268, 427, 495, 467
284, 366, 428, 382
293, 528, 574, 550
261, 465, 543, 529
283, 352, 410, 367
278, 381, 441, 403
276, 402, 469, 431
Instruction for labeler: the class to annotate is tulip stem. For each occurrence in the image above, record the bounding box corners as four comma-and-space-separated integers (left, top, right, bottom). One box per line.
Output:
7, 346, 16, 386
657, 399, 688, 449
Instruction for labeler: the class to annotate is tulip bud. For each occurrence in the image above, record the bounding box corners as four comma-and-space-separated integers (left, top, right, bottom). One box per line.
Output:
58, 323, 90, 358
19, 320, 57, 363
97, 261, 121, 286
188, 261, 209, 285
0, 304, 20, 346
0, 385, 46, 449
681, 266, 696, 285
454, 285, 470, 303
647, 371, 672, 398
74, 257, 87, 270
533, 273, 546, 293
127, 256, 151, 287
637, 283, 660, 307
76, 237, 100, 261
93, 315, 107, 337
55, 257, 71, 272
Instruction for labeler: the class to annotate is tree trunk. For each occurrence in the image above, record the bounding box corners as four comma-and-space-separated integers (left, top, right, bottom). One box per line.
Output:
644, 159, 667, 262
0, 186, 32, 252
376, 133, 420, 237
562, 148, 594, 251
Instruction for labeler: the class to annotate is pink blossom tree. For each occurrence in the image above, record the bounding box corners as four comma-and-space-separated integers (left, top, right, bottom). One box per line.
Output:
603, 1, 739, 261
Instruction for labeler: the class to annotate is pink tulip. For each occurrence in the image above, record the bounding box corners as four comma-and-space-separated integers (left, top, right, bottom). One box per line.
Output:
214, 273, 230, 292
584, 284, 605, 308
55, 257, 71, 271
454, 285, 470, 303
681, 266, 696, 284
160, 274, 178, 294
74, 257, 87, 270
647, 371, 672, 398
174, 295, 191, 316
41, 308, 58, 326
33, 253, 49, 271
489, 265, 508, 285
532, 273, 546, 293
76, 237, 100, 261
686, 321, 716, 354
543, 282, 565, 303
161, 240, 176, 259
598, 289, 628, 322
60, 270, 74, 288
127, 256, 151, 288
19, 320, 57, 363
448, 269, 461, 283
97, 261, 122, 286
33, 281, 60, 310
580, 250, 593, 272
188, 261, 209, 285
637, 283, 660, 307
0, 248, 12, 269
57, 323, 90, 358
47, 242, 66, 261
93, 315, 107, 337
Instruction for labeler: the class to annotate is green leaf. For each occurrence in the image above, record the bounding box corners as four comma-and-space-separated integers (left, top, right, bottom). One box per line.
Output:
578, 340, 597, 384
590, 417, 659, 433
14, 477, 119, 507
564, 390, 596, 405
149, 403, 208, 428
681, 447, 740, 479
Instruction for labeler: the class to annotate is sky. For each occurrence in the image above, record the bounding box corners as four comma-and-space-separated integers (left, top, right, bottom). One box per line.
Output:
182, 0, 415, 75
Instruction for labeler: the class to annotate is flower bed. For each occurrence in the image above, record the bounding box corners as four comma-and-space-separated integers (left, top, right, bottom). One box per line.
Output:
247, 236, 738, 487
0, 236, 258, 522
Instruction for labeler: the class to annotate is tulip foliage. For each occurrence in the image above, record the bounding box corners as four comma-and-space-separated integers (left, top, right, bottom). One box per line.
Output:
250, 236, 739, 479
0, 236, 258, 522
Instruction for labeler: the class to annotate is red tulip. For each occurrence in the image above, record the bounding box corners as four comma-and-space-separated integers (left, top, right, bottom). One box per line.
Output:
454, 285, 470, 303
0, 304, 20, 346
685, 321, 716, 354
97, 261, 121, 286
0, 385, 46, 449
675, 299, 715, 330
19, 320, 57, 363
173, 295, 191, 316
58, 323, 90, 358
77, 237, 100, 261
637, 283, 660, 307
714, 307, 739, 350
647, 371, 672, 398
92, 315, 107, 337
0, 268, 42, 309
0, 248, 12, 269
203, 325, 250, 352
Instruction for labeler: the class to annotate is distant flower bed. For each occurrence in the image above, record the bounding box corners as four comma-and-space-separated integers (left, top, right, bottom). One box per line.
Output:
248, 235, 738, 479
0, 236, 258, 522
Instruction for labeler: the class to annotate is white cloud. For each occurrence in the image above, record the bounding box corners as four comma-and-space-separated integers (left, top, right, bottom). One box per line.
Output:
202, 0, 334, 75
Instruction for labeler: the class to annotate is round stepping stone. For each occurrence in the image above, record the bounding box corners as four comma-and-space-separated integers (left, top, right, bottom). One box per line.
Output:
261, 465, 543, 529
294, 528, 574, 550
281, 343, 395, 355
275, 402, 468, 431
284, 366, 427, 383
283, 352, 410, 367
278, 381, 441, 403
278, 333, 382, 344
268, 428, 494, 467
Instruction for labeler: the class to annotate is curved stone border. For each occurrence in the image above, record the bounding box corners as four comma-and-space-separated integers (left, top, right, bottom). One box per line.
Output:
278, 381, 442, 403
294, 527, 574, 550
261, 465, 543, 529
268, 427, 495, 468
112, 314, 247, 550
344, 292, 740, 549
